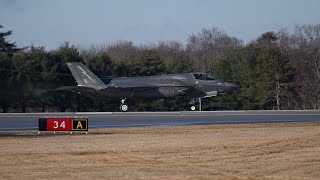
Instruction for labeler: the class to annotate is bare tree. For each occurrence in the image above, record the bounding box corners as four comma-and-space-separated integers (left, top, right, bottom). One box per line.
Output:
78, 44, 107, 63
156, 41, 184, 60
106, 41, 139, 63
292, 24, 320, 109
186, 27, 242, 74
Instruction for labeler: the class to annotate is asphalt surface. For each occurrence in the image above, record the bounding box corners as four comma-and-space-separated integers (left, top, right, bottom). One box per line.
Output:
1, 110, 320, 131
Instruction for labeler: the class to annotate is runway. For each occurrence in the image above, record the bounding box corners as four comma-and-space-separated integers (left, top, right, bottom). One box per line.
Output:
1, 110, 320, 131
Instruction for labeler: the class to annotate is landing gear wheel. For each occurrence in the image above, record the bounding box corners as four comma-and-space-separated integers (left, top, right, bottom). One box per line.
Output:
120, 104, 129, 112
190, 105, 196, 111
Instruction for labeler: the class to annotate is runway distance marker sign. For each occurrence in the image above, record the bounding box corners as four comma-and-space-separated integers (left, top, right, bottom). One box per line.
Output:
39, 118, 88, 132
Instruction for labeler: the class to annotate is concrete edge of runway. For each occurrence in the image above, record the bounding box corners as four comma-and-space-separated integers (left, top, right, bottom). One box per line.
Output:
1, 109, 320, 116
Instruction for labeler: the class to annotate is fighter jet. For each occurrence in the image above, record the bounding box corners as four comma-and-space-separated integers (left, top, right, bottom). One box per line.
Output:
61, 62, 239, 112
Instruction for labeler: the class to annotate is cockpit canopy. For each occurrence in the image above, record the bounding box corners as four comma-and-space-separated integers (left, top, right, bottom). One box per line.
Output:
193, 73, 215, 80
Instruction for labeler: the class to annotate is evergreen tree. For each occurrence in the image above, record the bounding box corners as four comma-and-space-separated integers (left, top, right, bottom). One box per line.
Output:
0, 25, 21, 112
0, 25, 20, 55
48, 42, 83, 112
165, 52, 193, 73
128, 50, 165, 76
254, 32, 296, 110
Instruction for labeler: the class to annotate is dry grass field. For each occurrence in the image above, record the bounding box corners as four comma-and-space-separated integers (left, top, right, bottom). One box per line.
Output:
1, 123, 320, 179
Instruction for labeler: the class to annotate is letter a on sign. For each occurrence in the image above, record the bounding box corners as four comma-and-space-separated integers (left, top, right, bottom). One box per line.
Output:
72, 118, 88, 131
77, 121, 83, 129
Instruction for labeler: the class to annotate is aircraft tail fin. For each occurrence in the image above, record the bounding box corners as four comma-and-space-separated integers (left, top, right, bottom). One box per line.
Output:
66, 62, 107, 90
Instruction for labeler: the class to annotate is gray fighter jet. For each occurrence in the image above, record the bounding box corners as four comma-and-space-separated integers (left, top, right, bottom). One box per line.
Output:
61, 62, 239, 111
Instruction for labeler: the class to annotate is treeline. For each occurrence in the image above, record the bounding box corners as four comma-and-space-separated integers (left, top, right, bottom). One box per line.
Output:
1, 24, 320, 112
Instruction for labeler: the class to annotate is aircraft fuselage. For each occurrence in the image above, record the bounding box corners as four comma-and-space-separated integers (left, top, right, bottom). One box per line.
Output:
98, 73, 237, 99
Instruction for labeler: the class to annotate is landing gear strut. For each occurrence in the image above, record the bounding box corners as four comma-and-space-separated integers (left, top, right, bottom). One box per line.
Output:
120, 98, 128, 112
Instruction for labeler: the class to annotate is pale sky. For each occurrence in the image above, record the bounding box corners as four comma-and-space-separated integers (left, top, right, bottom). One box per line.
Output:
1, 0, 320, 50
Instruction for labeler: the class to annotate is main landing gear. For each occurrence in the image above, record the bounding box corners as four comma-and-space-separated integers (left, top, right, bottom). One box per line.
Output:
120, 98, 129, 112
189, 98, 203, 111
189, 98, 197, 111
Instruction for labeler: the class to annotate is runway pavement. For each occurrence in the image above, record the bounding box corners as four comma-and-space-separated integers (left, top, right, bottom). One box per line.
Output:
1, 110, 320, 131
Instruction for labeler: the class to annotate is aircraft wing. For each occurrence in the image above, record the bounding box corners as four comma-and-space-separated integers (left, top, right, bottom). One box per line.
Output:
106, 86, 158, 92
106, 85, 193, 95
56, 86, 99, 94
